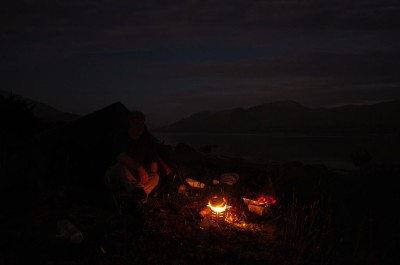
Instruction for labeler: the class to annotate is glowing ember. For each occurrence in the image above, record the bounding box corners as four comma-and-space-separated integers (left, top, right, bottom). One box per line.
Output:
256, 195, 277, 205
243, 193, 277, 206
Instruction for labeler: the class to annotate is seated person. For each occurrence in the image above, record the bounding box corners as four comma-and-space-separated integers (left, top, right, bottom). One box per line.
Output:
105, 110, 159, 204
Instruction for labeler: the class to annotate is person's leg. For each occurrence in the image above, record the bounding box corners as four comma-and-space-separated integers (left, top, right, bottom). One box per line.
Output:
143, 173, 159, 196
117, 163, 159, 203
117, 164, 143, 192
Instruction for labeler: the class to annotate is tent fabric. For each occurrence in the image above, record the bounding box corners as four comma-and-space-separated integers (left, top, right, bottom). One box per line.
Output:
33, 102, 135, 191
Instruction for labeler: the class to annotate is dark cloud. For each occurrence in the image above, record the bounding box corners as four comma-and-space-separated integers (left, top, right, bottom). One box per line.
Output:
3, 1, 400, 38
1, 0, 400, 126
158, 52, 400, 84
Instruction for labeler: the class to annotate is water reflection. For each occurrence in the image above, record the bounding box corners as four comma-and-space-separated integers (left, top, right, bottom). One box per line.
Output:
152, 132, 400, 170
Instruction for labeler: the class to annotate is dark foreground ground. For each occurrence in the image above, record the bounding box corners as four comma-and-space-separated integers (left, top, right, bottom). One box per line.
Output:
1, 142, 400, 265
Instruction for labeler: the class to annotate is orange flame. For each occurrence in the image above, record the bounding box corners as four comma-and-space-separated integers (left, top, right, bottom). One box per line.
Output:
207, 196, 227, 213
208, 202, 227, 213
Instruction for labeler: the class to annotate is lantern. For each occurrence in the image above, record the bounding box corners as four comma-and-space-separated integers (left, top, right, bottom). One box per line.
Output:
207, 195, 228, 223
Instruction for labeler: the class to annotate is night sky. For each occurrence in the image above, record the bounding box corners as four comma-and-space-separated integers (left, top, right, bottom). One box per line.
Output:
2, 0, 400, 127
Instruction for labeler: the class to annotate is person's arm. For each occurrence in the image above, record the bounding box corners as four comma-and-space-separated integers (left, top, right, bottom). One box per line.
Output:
149, 161, 158, 174
146, 138, 159, 175
157, 155, 172, 175
117, 152, 149, 184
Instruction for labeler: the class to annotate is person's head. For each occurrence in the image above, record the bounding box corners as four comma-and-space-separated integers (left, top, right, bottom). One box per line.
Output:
128, 110, 146, 139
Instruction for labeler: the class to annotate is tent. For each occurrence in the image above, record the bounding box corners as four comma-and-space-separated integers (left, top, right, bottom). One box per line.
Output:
33, 102, 135, 193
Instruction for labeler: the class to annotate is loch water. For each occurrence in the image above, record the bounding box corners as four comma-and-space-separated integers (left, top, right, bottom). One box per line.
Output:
152, 132, 400, 170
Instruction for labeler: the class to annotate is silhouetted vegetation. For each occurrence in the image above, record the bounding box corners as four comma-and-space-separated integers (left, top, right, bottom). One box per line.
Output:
0, 92, 41, 141
0, 92, 44, 193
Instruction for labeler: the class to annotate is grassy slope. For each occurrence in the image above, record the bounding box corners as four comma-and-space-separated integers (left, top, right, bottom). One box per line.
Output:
1, 143, 399, 265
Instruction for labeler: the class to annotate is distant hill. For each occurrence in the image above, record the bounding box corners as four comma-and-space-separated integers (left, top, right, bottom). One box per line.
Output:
154, 100, 400, 135
0, 90, 80, 123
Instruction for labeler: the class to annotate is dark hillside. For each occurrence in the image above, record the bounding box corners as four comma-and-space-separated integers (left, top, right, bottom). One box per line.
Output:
0, 90, 80, 123
155, 100, 400, 135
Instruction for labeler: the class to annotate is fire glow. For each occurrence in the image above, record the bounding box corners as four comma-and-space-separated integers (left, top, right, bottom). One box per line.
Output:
207, 195, 228, 223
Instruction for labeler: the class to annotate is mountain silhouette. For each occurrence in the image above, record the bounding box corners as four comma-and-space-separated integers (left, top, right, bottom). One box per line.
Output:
0, 90, 80, 123
154, 100, 400, 135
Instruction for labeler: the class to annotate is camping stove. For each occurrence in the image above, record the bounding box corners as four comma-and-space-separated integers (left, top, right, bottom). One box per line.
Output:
208, 196, 227, 224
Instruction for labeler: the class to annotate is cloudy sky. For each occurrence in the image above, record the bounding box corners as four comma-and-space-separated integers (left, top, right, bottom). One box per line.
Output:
2, 0, 400, 127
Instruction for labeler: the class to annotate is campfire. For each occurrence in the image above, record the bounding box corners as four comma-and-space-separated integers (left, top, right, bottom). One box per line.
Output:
200, 192, 278, 228
192, 175, 278, 228
207, 195, 228, 223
